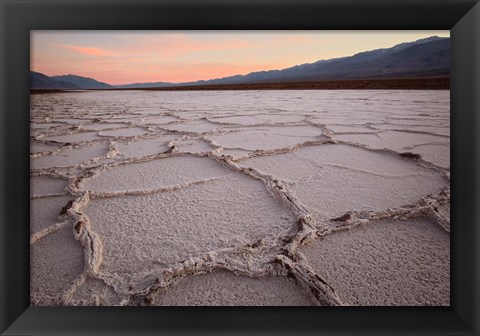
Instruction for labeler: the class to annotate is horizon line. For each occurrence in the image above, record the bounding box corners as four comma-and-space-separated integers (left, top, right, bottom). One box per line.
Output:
31, 34, 450, 86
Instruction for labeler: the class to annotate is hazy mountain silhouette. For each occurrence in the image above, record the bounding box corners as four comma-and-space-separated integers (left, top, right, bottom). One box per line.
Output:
30, 36, 449, 89
181, 36, 449, 86
50, 74, 112, 89
114, 81, 173, 89
31, 71, 81, 89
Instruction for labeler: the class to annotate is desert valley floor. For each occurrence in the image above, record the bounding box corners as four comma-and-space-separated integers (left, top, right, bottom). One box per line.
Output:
30, 90, 450, 306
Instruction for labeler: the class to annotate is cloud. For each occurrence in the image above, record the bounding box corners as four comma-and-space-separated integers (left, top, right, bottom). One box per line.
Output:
59, 45, 113, 56
123, 33, 256, 58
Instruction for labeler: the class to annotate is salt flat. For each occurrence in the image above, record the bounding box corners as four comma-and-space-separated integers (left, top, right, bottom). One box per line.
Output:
30, 90, 450, 306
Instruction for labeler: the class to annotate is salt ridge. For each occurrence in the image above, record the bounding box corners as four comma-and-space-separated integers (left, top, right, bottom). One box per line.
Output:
30, 90, 450, 306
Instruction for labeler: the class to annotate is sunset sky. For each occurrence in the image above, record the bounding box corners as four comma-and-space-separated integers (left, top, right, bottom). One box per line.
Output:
31, 31, 449, 85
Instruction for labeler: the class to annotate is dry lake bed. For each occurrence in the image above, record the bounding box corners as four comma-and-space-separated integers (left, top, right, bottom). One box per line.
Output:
30, 90, 450, 306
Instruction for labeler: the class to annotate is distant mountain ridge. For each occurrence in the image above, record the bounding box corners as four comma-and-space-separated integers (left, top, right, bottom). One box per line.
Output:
51, 74, 112, 89
30, 36, 449, 89
31, 73, 112, 89
31, 71, 81, 89
185, 36, 449, 86
114, 81, 173, 89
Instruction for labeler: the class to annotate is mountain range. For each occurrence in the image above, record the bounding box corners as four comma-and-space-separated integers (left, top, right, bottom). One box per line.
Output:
31, 36, 449, 90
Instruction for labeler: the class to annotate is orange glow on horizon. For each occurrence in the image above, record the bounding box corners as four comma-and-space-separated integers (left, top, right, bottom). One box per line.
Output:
31, 31, 450, 85
31, 62, 290, 85
60, 45, 114, 56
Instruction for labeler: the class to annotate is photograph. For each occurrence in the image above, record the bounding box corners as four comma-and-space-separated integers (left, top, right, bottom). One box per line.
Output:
29, 30, 451, 307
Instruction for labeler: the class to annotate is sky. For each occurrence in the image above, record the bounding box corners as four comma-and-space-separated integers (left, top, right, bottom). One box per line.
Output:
31, 31, 449, 85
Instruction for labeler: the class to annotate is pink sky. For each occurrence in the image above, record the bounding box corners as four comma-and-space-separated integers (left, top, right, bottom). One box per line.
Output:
31, 31, 449, 85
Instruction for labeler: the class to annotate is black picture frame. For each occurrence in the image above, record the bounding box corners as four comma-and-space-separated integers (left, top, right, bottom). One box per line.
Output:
1, 0, 479, 335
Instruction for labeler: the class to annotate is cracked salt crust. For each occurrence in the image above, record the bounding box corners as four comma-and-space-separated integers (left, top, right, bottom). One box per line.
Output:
30, 195, 73, 233
218, 148, 252, 159
334, 130, 449, 152
325, 125, 378, 133
84, 173, 295, 275
208, 125, 323, 151
300, 217, 450, 306
143, 115, 180, 124
152, 270, 314, 306
114, 137, 175, 158
30, 227, 84, 306
69, 276, 122, 306
30, 141, 61, 154
81, 123, 129, 131
99, 127, 149, 137
31, 143, 110, 169
43, 131, 101, 143
30, 90, 450, 306
408, 143, 450, 169
210, 113, 305, 126
31, 123, 63, 129
241, 144, 446, 222
161, 120, 220, 134
386, 118, 449, 127
171, 138, 216, 154
83, 155, 232, 193
49, 118, 87, 125
373, 124, 450, 137
294, 166, 444, 221
241, 143, 441, 179
31, 176, 68, 196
